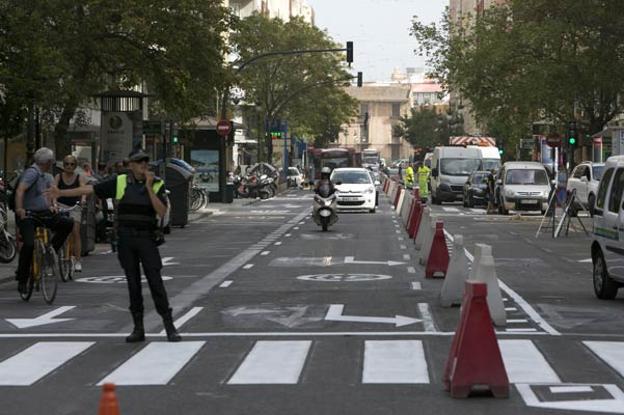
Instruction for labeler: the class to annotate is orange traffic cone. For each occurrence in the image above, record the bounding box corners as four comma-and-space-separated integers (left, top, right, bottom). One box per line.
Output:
98, 383, 120, 415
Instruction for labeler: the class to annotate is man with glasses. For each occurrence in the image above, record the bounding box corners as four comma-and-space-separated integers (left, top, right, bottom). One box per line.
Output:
49, 148, 181, 342
15, 147, 74, 294
54, 155, 87, 272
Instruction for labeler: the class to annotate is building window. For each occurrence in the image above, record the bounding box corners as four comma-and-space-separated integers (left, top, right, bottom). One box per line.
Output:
392, 103, 401, 118
360, 103, 369, 115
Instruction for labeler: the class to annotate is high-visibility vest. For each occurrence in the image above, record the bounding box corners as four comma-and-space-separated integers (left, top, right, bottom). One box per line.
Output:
115, 174, 164, 200
115, 174, 164, 224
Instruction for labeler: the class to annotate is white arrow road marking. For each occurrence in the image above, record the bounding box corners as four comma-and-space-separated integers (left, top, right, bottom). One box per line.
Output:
578, 258, 592, 263
162, 257, 179, 266
324, 304, 421, 327
6, 306, 76, 329
344, 257, 406, 267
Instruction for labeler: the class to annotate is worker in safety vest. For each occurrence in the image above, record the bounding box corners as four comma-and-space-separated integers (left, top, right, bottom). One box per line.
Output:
417, 162, 431, 200
48, 148, 181, 343
404, 163, 415, 188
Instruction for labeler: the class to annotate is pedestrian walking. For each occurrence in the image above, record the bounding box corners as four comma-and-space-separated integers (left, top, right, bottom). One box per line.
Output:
405, 163, 415, 188
49, 148, 181, 342
486, 170, 497, 214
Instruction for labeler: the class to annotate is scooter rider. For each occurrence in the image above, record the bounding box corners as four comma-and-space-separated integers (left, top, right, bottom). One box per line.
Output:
48, 149, 181, 342
314, 167, 336, 196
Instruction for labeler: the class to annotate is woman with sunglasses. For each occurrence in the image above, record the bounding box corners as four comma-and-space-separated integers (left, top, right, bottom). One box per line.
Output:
54, 155, 87, 272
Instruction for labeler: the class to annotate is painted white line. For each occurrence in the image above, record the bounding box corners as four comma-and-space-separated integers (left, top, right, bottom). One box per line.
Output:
549, 385, 594, 394
398, 237, 404, 241
0, 342, 94, 386
362, 340, 429, 384
298, 222, 305, 225
417, 303, 437, 332
584, 341, 624, 378
411, 282, 422, 290
395, 230, 401, 234
400, 245, 407, 250
499, 340, 560, 383
443, 230, 561, 336
99, 342, 204, 385
274, 241, 282, 246
219, 280, 233, 288
159, 307, 204, 334
285, 233, 292, 237
228, 341, 311, 384
505, 307, 518, 312
507, 319, 529, 323
407, 266, 416, 274
403, 254, 411, 260
261, 251, 271, 256
243, 264, 255, 270
442, 207, 460, 213
504, 328, 538, 333
578, 258, 592, 263
516, 383, 624, 413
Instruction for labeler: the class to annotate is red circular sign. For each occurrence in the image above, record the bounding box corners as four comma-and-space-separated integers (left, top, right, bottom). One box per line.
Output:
216, 119, 232, 137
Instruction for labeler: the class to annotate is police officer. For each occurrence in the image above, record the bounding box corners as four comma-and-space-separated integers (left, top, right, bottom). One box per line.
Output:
50, 149, 181, 342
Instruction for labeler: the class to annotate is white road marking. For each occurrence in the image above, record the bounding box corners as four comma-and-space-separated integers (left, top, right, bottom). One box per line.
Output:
274, 241, 282, 246
285, 233, 292, 237
362, 340, 429, 384
294, 227, 300, 230
407, 266, 416, 274
403, 254, 411, 260
219, 280, 233, 288
443, 230, 561, 336
584, 341, 624, 378
99, 342, 204, 385
0, 342, 94, 385
400, 245, 407, 250
162, 257, 180, 266
228, 341, 311, 384
505, 307, 518, 312
507, 319, 529, 323
550, 385, 594, 394
504, 328, 538, 333
411, 282, 422, 290
261, 251, 271, 256
243, 264, 255, 270
499, 340, 560, 383
159, 307, 204, 334
398, 237, 404, 241
417, 303, 437, 332
442, 207, 460, 213
325, 304, 421, 327
7, 306, 76, 329
578, 258, 593, 263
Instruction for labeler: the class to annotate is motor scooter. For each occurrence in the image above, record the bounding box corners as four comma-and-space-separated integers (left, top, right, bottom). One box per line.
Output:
312, 191, 338, 231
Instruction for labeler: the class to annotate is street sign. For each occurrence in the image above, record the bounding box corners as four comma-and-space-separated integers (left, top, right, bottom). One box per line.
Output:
546, 134, 562, 147
216, 119, 232, 137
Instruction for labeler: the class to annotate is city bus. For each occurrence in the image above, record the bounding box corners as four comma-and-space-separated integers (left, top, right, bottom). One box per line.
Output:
307, 147, 359, 179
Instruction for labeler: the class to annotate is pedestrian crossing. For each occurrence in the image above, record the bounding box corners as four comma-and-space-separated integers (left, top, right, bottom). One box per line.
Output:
0, 339, 623, 388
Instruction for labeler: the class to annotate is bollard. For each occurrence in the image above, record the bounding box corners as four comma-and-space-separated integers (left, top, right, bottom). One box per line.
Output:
440, 235, 471, 307
419, 221, 436, 265
469, 244, 506, 327
408, 197, 423, 238
98, 383, 121, 415
426, 221, 450, 278
414, 206, 431, 250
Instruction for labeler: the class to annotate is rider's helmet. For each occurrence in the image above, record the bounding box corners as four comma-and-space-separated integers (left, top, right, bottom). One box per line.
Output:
321, 167, 331, 179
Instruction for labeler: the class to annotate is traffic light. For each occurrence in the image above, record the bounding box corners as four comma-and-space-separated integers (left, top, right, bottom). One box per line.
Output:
346, 41, 354, 64
498, 147, 504, 156
357, 72, 363, 88
567, 121, 577, 146
171, 135, 179, 144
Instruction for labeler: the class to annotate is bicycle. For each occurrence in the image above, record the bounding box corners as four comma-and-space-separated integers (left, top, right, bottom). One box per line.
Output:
58, 203, 81, 282
0, 200, 16, 263
19, 213, 60, 304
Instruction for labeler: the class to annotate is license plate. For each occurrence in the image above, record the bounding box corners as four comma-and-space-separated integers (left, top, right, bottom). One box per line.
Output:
341, 197, 360, 201
520, 199, 538, 204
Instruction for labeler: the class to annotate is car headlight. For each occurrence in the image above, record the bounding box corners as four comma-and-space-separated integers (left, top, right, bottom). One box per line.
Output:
505, 188, 516, 197
365, 186, 375, 194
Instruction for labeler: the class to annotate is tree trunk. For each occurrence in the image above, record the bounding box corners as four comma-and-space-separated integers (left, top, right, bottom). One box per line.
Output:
53, 104, 77, 158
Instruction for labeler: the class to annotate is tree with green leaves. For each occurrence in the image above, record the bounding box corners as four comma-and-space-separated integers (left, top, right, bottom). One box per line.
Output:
230, 14, 357, 162
0, 0, 233, 158
394, 106, 464, 151
411, 0, 624, 146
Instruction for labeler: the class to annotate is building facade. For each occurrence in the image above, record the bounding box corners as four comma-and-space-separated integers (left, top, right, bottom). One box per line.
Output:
229, 0, 314, 23
338, 85, 413, 163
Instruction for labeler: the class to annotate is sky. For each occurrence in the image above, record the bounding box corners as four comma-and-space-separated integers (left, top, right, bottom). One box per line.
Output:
307, 0, 447, 82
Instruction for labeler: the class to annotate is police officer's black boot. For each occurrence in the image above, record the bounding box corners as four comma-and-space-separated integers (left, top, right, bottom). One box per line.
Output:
126, 312, 145, 343
162, 310, 181, 342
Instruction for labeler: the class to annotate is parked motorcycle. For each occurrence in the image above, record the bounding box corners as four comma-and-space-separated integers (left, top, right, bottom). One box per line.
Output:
234, 174, 272, 199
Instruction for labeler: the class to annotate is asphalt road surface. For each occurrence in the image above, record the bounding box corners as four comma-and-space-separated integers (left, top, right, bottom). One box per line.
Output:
0, 189, 623, 414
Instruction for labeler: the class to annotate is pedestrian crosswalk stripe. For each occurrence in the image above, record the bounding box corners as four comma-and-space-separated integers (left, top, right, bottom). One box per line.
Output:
228, 340, 311, 385
442, 207, 460, 213
0, 341, 94, 386
362, 340, 429, 384
98, 341, 204, 386
499, 339, 560, 383
584, 341, 624, 378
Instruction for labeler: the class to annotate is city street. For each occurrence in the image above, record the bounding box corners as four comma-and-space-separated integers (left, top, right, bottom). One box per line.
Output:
0, 189, 622, 414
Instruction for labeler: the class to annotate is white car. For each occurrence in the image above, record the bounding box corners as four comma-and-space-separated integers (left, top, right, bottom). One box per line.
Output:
567, 162, 605, 215
591, 156, 624, 299
286, 167, 304, 188
331, 168, 377, 213
496, 161, 550, 214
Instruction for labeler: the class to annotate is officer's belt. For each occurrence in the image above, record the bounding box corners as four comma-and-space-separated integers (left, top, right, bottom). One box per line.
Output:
117, 227, 155, 236
116, 213, 156, 223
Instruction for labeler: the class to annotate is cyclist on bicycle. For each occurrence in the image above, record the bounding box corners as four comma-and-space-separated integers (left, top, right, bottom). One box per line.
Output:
15, 147, 74, 294
54, 155, 87, 272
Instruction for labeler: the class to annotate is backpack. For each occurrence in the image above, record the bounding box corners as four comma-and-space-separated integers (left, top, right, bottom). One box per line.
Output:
7, 167, 37, 211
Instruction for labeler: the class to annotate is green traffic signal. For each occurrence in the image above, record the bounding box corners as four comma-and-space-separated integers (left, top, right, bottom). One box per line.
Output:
498, 148, 504, 155
172, 135, 179, 144
568, 137, 576, 145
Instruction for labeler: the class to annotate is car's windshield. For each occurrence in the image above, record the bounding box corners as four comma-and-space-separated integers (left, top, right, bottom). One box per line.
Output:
593, 165, 605, 181
482, 159, 501, 171
363, 157, 379, 164
471, 173, 487, 184
505, 169, 549, 185
331, 170, 372, 184
288, 168, 299, 175
440, 158, 481, 176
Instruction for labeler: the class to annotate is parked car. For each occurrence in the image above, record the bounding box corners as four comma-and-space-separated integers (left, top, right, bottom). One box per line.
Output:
286, 167, 304, 188
463, 171, 490, 207
331, 168, 377, 213
567, 162, 605, 216
496, 162, 550, 215
591, 156, 624, 299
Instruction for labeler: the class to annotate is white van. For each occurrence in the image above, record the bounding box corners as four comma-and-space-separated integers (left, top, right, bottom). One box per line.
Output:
430, 147, 481, 204
468, 146, 502, 171
591, 156, 624, 299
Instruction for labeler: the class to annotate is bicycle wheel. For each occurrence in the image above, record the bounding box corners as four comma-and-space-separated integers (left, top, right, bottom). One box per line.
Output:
0, 230, 16, 263
40, 243, 58, 305
58, 243, 71, 282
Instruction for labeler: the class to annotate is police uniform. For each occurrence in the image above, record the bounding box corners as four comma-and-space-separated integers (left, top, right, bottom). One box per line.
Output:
93, 158, 180, 342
